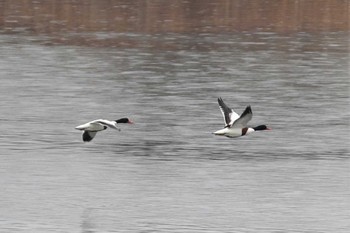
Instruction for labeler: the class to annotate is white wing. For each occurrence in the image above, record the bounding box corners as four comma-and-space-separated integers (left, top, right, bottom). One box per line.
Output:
93, 119, 120, 130
75, 121, 105, 131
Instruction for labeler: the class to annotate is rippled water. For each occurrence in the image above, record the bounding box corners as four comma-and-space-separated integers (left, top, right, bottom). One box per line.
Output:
0, 32, 349, 232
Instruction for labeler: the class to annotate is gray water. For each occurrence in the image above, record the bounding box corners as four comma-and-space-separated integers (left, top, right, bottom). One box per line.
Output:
0, 32, 349, 232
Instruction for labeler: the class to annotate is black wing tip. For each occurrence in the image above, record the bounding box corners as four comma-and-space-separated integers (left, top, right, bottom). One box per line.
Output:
218, 97, 226, 105
242, 105, 252, 115
247, 105, 252, 112
82, 131, 93, 142
83, 137, 93, 142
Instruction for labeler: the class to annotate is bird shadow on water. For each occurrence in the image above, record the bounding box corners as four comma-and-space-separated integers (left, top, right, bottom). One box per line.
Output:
100, 137, 280, 162
108, 139, 190, 161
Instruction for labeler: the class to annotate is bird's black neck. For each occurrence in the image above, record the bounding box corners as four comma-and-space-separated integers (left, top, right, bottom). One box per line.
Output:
253, 125, 267, 131
116, 118, 129, 124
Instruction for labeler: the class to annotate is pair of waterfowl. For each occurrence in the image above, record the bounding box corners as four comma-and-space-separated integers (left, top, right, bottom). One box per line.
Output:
75, 98, 271, 142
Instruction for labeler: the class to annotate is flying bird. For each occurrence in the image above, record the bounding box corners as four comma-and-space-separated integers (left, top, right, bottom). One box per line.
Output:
75, 118, 133, 142
213, 98, 270, 138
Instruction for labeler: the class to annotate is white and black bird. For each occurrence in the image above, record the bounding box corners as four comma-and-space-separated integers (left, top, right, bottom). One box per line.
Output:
213, 98, 270, 138
75, 118, 133, 142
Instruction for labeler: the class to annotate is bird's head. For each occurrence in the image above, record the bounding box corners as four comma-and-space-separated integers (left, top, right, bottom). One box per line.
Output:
116, 118, 134, 124
253, 125, 271, 131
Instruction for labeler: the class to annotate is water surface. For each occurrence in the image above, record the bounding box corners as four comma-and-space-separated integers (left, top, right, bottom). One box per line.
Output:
0, 31, 349, 232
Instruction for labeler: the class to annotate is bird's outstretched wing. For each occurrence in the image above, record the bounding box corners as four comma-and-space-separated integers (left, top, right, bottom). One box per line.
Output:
231, 105, 253, 128
82, 131, 97, 142
218, 97, 240, 127
94, 119, 120, 131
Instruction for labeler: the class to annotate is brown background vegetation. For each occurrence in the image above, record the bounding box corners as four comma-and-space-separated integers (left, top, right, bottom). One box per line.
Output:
0, 0, 349, 34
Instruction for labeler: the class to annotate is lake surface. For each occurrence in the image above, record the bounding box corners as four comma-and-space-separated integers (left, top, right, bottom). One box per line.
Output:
0, 31, 349, 232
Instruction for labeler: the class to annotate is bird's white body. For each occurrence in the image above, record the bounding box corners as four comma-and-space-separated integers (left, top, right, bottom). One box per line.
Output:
75, 119, 119, 131
213, 127, 254, 138
75, 119, 131, 142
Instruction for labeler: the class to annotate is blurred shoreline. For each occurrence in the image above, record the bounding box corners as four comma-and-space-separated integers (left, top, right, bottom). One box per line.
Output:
0, 0, 348, 47
1, 0, 348, 33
